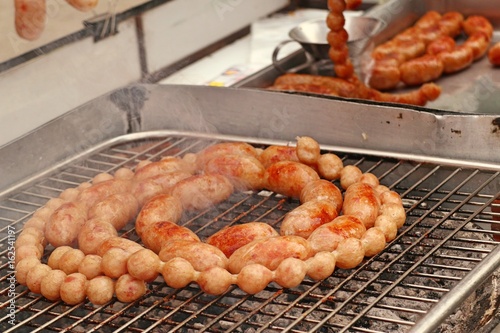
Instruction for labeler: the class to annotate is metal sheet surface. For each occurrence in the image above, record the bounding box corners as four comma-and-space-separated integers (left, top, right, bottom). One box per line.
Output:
1, 84, 499, 197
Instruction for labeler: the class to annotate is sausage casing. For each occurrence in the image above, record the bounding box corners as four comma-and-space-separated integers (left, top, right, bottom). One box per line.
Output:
206, 222, 279, 258
343, 182, 380, 228
307, 215, 366, 253
195, 142, 258, 170
280, 199, 338, 238
45, 202, 87, 247
228, 235, 314, 273
265, 161, 320, 198
203, 153, 266, 191
259, 146, 299, 168
170, 174, 234, 211
140, 221, 200, 254
159, 240, 228, 272
135, 194, 183, 237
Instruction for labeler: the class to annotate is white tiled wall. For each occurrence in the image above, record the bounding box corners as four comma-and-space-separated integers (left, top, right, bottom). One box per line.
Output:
141, 0, 288, 73
0, 0, 150, 62
0, 17, 142, 146
0, 0, 288, 147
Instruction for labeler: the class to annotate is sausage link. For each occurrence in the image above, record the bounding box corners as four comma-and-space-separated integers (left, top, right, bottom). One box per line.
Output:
159, 240, 228, 272
140, 221, 200, 254
170, 174, 234, 211
489, 42, 500, 66
343, 182, 380, 228
228, 235, 314, 274
258, 145, 299, 168
206, 222, 279, 258
280, 199, 338, 238
307, 215, 366, 253
265, 161, 320, 198
399, 55, 444, 86
203, 153, 266, 191
135, 194, 183, 237
45, 202, 87, 247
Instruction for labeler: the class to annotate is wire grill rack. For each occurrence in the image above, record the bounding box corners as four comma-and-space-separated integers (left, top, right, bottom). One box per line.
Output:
1, 133, 499, 333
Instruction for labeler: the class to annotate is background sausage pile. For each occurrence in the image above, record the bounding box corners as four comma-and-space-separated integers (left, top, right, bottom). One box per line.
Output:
14, 136, 406, 305
270, 2, 500, 106
369, 12, 496, 90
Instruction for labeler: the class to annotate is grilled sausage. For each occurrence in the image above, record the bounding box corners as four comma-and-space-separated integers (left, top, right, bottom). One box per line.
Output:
343, 182, 380, 228
131, 171, 192, 206
340, 165, 362, 190
77, 219, 117, 255
307, 215, 366, 253
170, 174, 234, 211
462, 15, 494, 39
140, 221, 200, 254
135, 194, 184, 237
195, 142, 259, 170
86, 276, 115, 305
206, 222, 279, 258
96, 237, 144, 257
203, 153, 266, 191
115, 274, 147, 303
87, 193, 139, 231
159, 240, 228, 272
258, 145, 299, 168
228, 235, 314, 274
78, 254, 103, 279
280, 199, 338, 238
489, 42, 500, 66
76, 179, 132, 210
438, 45, 474, 73
296, 136, 321, 165
40, 269, 67, 301
45, 202, 87, 247
426, 36, 456, 55
465, 32, 492, 61
399, 55, 444, 86
133, 157, 193, 181
265, 161, 320, 198
127, 249, 161, 282
60, 272, 88, 305
300, 179, 343, 213
317, 153, 344, 181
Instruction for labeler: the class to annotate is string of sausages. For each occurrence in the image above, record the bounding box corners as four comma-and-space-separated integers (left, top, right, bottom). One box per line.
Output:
14, 136, 406, 305
270, 6, 500, 106
369, 12, 494, 90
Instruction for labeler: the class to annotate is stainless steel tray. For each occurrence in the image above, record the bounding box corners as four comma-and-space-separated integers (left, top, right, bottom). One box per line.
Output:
1, 84, 499, 333
236, 0, 500, 114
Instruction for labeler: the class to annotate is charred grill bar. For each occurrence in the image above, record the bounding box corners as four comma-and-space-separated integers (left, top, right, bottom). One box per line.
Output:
0, 83, 499, 332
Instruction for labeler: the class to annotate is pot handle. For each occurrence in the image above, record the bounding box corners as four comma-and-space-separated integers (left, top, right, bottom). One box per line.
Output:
272, 40, 316, 74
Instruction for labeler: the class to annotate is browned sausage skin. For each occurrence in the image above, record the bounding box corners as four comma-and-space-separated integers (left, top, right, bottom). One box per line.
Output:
15, 136, 407, 302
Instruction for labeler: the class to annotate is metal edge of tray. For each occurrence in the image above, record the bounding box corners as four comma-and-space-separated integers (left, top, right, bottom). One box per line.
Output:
1, 83, 499, 196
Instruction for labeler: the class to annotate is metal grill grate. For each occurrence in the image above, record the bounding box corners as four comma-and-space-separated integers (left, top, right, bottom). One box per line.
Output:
1, 133, 499, 333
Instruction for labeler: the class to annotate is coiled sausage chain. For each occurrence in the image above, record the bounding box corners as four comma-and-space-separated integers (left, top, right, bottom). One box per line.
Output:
15, 136, 406, 304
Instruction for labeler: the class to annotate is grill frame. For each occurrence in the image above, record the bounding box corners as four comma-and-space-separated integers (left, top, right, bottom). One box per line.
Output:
1, 131, 499, 333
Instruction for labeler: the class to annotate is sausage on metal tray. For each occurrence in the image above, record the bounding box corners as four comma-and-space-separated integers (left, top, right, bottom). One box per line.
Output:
206, 222, 279, 258
227, 235, 314, 274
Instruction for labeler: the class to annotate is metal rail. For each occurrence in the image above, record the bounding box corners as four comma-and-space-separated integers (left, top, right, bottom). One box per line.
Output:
0, 133, 499, 333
